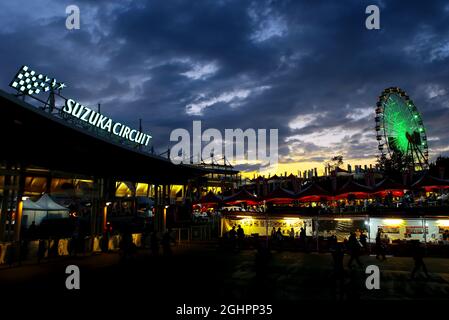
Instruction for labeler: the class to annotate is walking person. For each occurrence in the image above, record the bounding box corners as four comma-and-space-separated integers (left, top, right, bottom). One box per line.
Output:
70, 224, 81, 256
229, 226, 237, 250
270, 227, 276, 239
276, 228, 283, 251
299, 227, 307, 252
443, 229, 449, 242
236, 225, 245, 249
37, 239, 46, 263
276, 228, 283, 240
288, 228, 294, 238
359, 230, 368, 253
411, 241, 429, 279
120, 228, 134, 262
347, 232, 363, 268
28, 221, 37, 240
375, 228, 386, 261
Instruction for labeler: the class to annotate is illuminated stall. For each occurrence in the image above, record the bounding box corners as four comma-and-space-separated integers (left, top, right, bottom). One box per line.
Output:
368, 217, 449, 243
316, 216, 368, 242
221, 214, 313, 237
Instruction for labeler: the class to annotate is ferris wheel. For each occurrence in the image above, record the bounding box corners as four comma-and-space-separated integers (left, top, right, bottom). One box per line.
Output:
375, 87, 429, 171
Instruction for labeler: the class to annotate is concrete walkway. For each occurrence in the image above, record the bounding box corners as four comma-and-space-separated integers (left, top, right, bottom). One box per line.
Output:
0, 245, 448, 301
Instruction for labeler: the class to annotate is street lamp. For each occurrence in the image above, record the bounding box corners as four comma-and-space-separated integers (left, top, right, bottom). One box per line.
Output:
103, 202, 112, 232
9, 65, 66, 96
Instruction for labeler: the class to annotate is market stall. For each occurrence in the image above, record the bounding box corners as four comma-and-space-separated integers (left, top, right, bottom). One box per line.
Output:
221, 214, 313, 237
22, 198, 47, 227
35, 194, 70, 219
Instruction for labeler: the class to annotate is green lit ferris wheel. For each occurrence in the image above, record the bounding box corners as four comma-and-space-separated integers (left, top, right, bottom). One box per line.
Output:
375, 87, 429, 171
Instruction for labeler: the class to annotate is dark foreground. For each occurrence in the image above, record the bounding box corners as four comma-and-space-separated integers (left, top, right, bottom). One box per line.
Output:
1, 243, 448, 315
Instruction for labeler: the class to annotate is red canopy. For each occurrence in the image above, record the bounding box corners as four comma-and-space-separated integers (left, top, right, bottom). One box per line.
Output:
372, 178, 406, 197
335, 180, 372, 200
196, 191, 222, 205
412, 174, 449, 191
224, 189, 258, 205
296, 182, 331, 202
264, 187, 296, 204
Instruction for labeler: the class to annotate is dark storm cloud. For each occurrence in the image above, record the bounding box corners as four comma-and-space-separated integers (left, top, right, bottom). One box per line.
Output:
1, 0, 449, 165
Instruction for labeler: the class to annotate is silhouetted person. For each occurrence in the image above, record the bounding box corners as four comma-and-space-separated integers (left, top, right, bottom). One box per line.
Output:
49, 237, 59, 258
347, 232, 363, 268
443, 230, 449, 241
276, 228, 283, 240
276, 228, 283, 251
120, 228, 134, 261
289, 228, 295, 240
299, 227, 307, 251
375, 228, 386, 261
270, 227, 276, 239
329, 234, 338, 250
359, 230, 368, 252
37, 239, 46, 263
229, 226, 237, 239
28, 221, 37, 240
70, 230, 79, 256
229, 226, 237, 250
236, 225, 245, 249
237, 225, 245, 239
411, 241, 429, 279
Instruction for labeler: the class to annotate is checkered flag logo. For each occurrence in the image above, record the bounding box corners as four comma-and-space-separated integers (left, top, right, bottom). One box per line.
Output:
9, 65, 66, 95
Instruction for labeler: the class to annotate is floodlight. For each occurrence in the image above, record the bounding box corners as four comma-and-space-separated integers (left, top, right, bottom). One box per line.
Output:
9, 65, 67, 96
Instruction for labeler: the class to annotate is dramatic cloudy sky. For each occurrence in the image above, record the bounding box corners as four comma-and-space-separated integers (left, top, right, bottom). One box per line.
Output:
1, 0, 449, 175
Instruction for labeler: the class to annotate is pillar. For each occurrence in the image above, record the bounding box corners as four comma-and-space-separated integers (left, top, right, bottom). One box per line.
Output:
13, 167, 26, 242
0, 168, 11, 242
46, 175, 52, 194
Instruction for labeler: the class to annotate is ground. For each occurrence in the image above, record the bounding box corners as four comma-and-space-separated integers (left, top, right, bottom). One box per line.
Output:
0, 243, 448, 307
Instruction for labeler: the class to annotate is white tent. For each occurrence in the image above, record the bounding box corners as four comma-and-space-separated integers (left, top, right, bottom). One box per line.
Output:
35, 194, 70, 219
22, 199, 46, 227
